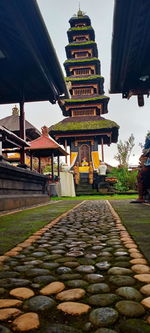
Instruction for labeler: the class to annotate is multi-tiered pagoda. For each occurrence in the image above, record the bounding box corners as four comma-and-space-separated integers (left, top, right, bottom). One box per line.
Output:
49, 10, 119, 184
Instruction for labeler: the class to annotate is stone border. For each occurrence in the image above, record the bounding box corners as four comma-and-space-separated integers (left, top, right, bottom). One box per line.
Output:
0, 200, 85, 264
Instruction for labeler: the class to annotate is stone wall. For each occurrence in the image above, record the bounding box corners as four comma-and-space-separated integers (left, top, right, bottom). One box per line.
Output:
0, 162, 49, 211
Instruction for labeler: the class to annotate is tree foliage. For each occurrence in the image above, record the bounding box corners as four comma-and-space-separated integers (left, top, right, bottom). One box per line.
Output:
114, 134, 135, 167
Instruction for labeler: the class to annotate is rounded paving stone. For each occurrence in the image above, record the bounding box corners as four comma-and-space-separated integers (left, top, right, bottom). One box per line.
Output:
108, 267, 132, 275
57, 302, 90, 315
14, 265, 33, 272
85, 253, 97, 259
88, 294, 119, 306
115, 300, 145, 317
56, 267, 72, 274
134, 274, 150, 283
41, 262, 59, 269
114, 251, 129, 256
130, 258, 147, 265
59, 273, 81, 281
141, 297, 150, 308
113, 261, 131, 268
0, 299, 22, 308
131, 264, 150, 274
66, 251, 84, 257
130, 253, 144, 259
23, 295, 56, 312
32, 252, 47, 257
56, 288, 85, 301
109, 275, 135, 286
87, 283, 110, 294
0, 271, 20, 278
40, 282, 65, 295
84, 274, 105, 283
64, 262, 79, 268
33, 275, 56, 286
25, 268, 50, 277
116, 287, 142, 301
12, 312, 40, 331
96, 262, 111, 271
76, 265, 95, 273
119, 318, 150, 333
140, 284, 150, 296
89, 307, 118, 327
66, 280, 88, 288
0, 278, 31, 288
9, 287, 35, 299
0, 308, 22, 321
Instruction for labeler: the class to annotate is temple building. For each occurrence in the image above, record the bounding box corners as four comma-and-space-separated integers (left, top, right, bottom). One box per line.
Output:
49, 10, 119, 186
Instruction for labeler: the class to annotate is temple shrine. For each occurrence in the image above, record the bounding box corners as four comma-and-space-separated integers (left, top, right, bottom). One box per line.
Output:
49, 9, 119, 190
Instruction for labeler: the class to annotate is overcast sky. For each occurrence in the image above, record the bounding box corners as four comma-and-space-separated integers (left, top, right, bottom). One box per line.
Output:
0, 0, 149, 166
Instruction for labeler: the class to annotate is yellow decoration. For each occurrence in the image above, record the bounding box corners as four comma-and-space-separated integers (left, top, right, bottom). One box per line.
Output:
79, 166, 89, 172
70, 152, 78, 167
92, 151, 100, 169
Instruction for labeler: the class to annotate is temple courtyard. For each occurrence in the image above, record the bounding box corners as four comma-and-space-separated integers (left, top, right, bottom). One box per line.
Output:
0, 199, 150, 332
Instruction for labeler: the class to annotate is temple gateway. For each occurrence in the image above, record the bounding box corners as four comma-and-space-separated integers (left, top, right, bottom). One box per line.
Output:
49, 10, 119, 189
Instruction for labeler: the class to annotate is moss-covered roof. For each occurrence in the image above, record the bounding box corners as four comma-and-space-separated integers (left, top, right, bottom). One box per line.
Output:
49, 117, 119, 132
65, 75, 104, 82
64, 57, 99, 64
64, 95, 109, 103
68, 26, 93, 31
66, 41, 96, 47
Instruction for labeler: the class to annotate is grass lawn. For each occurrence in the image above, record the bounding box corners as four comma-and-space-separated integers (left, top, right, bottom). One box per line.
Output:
0, 200, 80, 255
51, 194, 138, 200
110, 200, 150, 263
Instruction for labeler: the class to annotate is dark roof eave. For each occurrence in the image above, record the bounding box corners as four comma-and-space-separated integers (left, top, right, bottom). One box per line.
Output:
0, 0, 69, 105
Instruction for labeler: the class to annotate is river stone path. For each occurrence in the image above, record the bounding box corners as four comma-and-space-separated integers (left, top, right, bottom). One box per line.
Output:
0, 200, 150, 332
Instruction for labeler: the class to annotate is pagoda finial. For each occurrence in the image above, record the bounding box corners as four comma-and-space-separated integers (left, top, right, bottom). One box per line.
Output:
12, 105, 19, 116
41, 126, 49, 137
77, 3, 85, 17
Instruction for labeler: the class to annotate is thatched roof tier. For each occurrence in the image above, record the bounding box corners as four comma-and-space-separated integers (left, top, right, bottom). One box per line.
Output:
0, 112, 40, 141
65, 75, 104, 83
59, 95, 109, 116
65, 42, 98, 59
26, 126, 68, 158
49, 116, 119, 144
69, 15, 91, 28
64, 57, 100, 71
67, 26, 95, 43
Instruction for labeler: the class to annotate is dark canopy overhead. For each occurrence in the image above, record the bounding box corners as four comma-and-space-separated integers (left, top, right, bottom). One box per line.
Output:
110, 0, 150, 106
0, 0, 69, 105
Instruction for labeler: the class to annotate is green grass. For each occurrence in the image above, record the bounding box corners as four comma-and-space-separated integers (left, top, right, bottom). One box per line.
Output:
110, 200, 150, 263
51, 194, 138, 201
0, 201, 80, 255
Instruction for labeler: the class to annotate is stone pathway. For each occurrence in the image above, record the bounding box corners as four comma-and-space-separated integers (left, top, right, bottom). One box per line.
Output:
0, 200, 150, 332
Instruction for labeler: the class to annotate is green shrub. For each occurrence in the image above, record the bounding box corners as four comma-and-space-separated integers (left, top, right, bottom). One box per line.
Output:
108, 167, 138, 192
